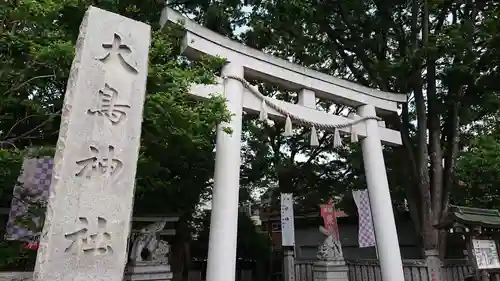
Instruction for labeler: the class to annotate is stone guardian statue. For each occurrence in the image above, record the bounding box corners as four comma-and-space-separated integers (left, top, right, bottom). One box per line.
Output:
129, 220, 170, 264
316, 226, 343, 261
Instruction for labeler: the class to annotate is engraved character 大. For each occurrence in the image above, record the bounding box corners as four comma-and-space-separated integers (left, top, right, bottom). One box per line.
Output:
98, 33, 138, 74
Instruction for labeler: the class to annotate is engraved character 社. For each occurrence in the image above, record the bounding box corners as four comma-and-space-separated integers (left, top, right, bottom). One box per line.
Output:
98, 33, 137, 74
64, 216, 113, 255
75, 145, 123, 179
87, 83, 130, 124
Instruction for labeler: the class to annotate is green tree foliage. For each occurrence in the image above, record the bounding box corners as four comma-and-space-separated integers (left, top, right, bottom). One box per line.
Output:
455, 134, 500, 208
455, 117, 500, 208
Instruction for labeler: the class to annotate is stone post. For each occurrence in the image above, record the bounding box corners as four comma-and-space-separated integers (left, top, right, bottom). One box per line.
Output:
283, 249, 296, 281
33, 6, 150, 281
425, 249, 442, 281
357, 104, 405, 281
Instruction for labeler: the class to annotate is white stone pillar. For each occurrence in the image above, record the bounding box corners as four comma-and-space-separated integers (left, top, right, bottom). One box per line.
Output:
283, 249, 296, 281
205, 63, 244, 281
357, 105, 405, 281
33, 7, 150, 281
425, 249, 442, 281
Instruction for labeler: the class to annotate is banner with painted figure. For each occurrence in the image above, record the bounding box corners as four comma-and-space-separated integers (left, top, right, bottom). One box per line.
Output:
352, 189, 376, 248
5, 157, 53, 249
319, 200, 339, 240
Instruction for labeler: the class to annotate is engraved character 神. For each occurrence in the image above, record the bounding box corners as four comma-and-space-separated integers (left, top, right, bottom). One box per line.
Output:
75, 145, 123, 178
87, 83, 130, 124
64, 216, 113, 255
98, 33, 137, 74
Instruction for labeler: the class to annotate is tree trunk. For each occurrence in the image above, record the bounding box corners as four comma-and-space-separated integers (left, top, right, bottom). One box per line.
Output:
171, 219, 191, 281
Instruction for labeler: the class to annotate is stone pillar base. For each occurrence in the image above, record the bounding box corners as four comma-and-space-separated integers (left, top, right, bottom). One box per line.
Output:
124, 262, 173, 281
313, 259, 349, 281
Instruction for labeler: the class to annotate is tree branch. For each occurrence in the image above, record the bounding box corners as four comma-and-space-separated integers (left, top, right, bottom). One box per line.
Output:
3, 110, 61, 146
5, 74, 55, 95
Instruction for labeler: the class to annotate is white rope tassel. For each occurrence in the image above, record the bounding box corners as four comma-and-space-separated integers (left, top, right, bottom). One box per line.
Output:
220, 76, 383, 143
310, 126, 319, 146
333, 128, 342, 148
350, 125, 358, 143
283, 115, 293, 136
259, 99, 268, 121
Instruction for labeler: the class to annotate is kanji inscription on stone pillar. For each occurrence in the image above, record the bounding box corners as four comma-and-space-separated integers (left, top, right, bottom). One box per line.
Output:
33, 6, 150, 281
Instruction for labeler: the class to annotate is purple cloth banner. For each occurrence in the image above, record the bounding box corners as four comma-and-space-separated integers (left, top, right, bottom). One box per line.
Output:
5, 157, 53, 241
352, 189, 376, 248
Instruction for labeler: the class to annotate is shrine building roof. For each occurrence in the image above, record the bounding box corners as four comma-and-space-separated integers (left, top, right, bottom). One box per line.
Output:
436, 205, 500, 229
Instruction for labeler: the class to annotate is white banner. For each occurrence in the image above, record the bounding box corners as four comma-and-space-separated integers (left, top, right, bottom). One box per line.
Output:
280, 193, 295, 247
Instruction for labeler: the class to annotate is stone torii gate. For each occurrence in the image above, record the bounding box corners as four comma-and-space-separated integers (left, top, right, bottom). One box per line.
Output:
160, 7, 408, 281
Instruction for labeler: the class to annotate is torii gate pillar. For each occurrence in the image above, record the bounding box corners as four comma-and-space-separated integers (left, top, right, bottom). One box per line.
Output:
206, 63, 244, 281
358, 104, 405, 281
